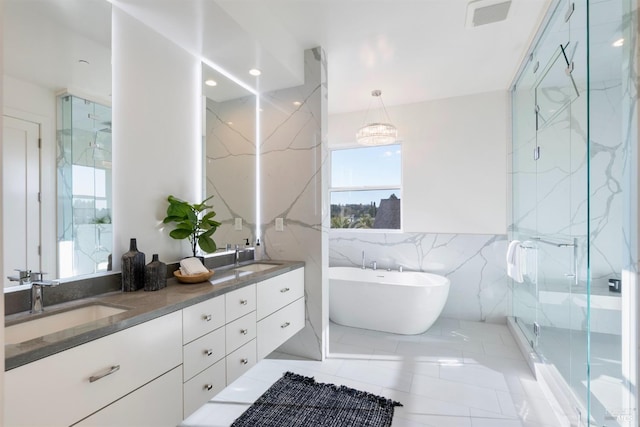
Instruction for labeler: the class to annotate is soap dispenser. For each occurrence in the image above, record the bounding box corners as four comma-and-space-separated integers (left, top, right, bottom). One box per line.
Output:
255, 239, 263, 261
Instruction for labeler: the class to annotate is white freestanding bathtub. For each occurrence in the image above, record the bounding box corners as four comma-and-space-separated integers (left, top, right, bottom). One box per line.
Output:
329, 267, 450, 335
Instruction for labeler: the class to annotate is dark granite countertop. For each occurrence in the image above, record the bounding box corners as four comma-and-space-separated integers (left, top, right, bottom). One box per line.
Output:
5, 260, 304, 371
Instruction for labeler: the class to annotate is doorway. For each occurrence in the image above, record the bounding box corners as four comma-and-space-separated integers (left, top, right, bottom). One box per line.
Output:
2, 115, 41, 287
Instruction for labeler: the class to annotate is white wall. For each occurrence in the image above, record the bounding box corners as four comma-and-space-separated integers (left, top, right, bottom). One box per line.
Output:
1, 0, 5, 416
112, 7, 202, 267
328, 91, 511, 323
329, 90, 508, 235
2, 76, 57, 277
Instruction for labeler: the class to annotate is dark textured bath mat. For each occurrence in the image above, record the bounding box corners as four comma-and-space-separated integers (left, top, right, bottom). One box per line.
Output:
230, 372, 402, 427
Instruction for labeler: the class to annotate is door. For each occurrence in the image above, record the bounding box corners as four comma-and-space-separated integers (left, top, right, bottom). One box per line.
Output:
2, 115, 41, 286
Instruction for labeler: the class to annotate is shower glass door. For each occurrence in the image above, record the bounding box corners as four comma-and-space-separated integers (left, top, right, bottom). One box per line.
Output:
511, 49, 539, 348
512, 0, 591, 419
534, 14, 589, 409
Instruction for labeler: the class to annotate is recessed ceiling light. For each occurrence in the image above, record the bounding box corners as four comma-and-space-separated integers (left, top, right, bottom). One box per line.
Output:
227, 121, 233, 125
613, 38, 624, 47
249, 68, 262, 76
293, 101, 302, 106
205, 79, 217, 87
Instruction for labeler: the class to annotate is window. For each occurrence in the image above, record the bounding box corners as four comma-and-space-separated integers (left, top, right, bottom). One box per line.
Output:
330, 144, 401, 230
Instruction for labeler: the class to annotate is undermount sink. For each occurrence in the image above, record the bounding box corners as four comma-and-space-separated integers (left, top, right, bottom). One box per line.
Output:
5, 304, 128, 345
209, 270, 252, 285
234, 263, 281, 273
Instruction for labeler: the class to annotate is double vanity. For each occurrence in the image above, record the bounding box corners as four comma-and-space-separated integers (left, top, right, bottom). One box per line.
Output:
4, 260, 305, 426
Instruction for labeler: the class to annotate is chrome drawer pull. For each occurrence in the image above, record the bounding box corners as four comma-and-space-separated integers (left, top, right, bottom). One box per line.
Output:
89, 365, 120, 383
204, 384, 213, 391
280, 287, 290, 293
281, 322, 291, 329
203, 314, 212, 322
240, 299, 248, 305
240, 328, 248, 335
204, 349, 213, 356
241, 358, 249, 365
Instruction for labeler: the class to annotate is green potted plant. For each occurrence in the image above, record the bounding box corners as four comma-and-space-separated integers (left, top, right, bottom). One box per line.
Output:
162, 195, 222, 257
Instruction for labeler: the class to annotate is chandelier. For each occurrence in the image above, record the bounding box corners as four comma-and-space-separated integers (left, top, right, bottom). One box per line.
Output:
356, 90, 398, 146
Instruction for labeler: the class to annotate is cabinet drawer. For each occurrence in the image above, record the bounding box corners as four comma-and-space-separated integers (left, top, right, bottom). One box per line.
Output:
256, 268, 304, 320
225, 311, 256, 354
183, 359, 226, 418
74, 366, 183, 427
226, 339, 257, 385
183, 326, 225, 382
225, 284, 256, 322
257, 297, 305, 359
5, 311, 182, 427
183, 295, 225, 344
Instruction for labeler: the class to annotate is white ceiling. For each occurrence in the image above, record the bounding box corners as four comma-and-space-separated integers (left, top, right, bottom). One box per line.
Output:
115, 0, 552, 113
5, 0, 552, 114
4, 0, 112, 102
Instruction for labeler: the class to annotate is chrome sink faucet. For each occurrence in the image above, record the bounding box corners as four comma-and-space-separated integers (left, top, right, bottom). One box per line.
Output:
370, 261, 377, 271
234, 245, 252, 266
361, 251, 366, 269
234, 244, 241, 266
29, 272, 59, 313
7, 269, 32, 286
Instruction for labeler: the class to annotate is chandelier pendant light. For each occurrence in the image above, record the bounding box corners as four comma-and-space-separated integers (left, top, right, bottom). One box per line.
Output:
356, 89, 398, 146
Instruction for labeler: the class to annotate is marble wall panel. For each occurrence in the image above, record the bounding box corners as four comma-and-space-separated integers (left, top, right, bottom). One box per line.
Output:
260, 48, 327, 360
205, 95, 256, 248
329, 232, 510, 323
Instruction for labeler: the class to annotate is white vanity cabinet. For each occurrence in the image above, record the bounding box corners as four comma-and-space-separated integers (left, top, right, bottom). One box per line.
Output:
4, 266, 306, 425
257, 268, 305, 359
181, 294, 227, 418
74, 366, 183, 427
181, 284, 259, 418
5, 311, 183, 427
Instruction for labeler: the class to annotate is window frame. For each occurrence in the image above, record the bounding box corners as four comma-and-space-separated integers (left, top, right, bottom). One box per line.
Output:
328, 143, 403, 232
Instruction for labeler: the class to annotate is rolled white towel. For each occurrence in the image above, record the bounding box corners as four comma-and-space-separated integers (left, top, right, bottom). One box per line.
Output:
180, 257, 208, 275
506, 240, 524, 283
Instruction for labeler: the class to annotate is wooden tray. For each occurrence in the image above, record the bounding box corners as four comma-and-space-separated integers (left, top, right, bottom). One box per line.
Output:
173, 269, 214, 284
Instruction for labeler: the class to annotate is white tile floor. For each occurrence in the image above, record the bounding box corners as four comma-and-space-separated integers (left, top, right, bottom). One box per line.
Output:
180, 318, 561, 427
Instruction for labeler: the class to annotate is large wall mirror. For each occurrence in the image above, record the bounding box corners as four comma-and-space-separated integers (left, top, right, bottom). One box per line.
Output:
202, 63, 257, 249
3, 0, 112, 287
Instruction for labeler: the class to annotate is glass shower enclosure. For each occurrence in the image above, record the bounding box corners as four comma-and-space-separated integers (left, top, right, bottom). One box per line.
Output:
511, 0, 636, 425
57, 94, 113, 278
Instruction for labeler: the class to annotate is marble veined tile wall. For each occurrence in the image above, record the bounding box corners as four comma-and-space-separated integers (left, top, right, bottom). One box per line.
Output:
329, 232, 510, 323
205, 95, 256, 248
260, 48, 328, 360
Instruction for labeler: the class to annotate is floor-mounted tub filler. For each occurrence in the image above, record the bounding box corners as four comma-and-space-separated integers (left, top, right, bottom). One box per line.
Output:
329, 266, 450, 335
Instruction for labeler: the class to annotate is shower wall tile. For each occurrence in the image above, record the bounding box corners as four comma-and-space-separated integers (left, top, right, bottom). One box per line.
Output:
329, 232, 510, 323
260, 48, 328, 360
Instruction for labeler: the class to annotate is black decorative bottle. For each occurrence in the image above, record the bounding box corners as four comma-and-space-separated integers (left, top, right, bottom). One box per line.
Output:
144, 254, 167, 291
121, 238, 145, 292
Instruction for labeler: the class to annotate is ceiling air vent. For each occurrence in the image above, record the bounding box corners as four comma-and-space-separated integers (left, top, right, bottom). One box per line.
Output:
466, 0, 512, 28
